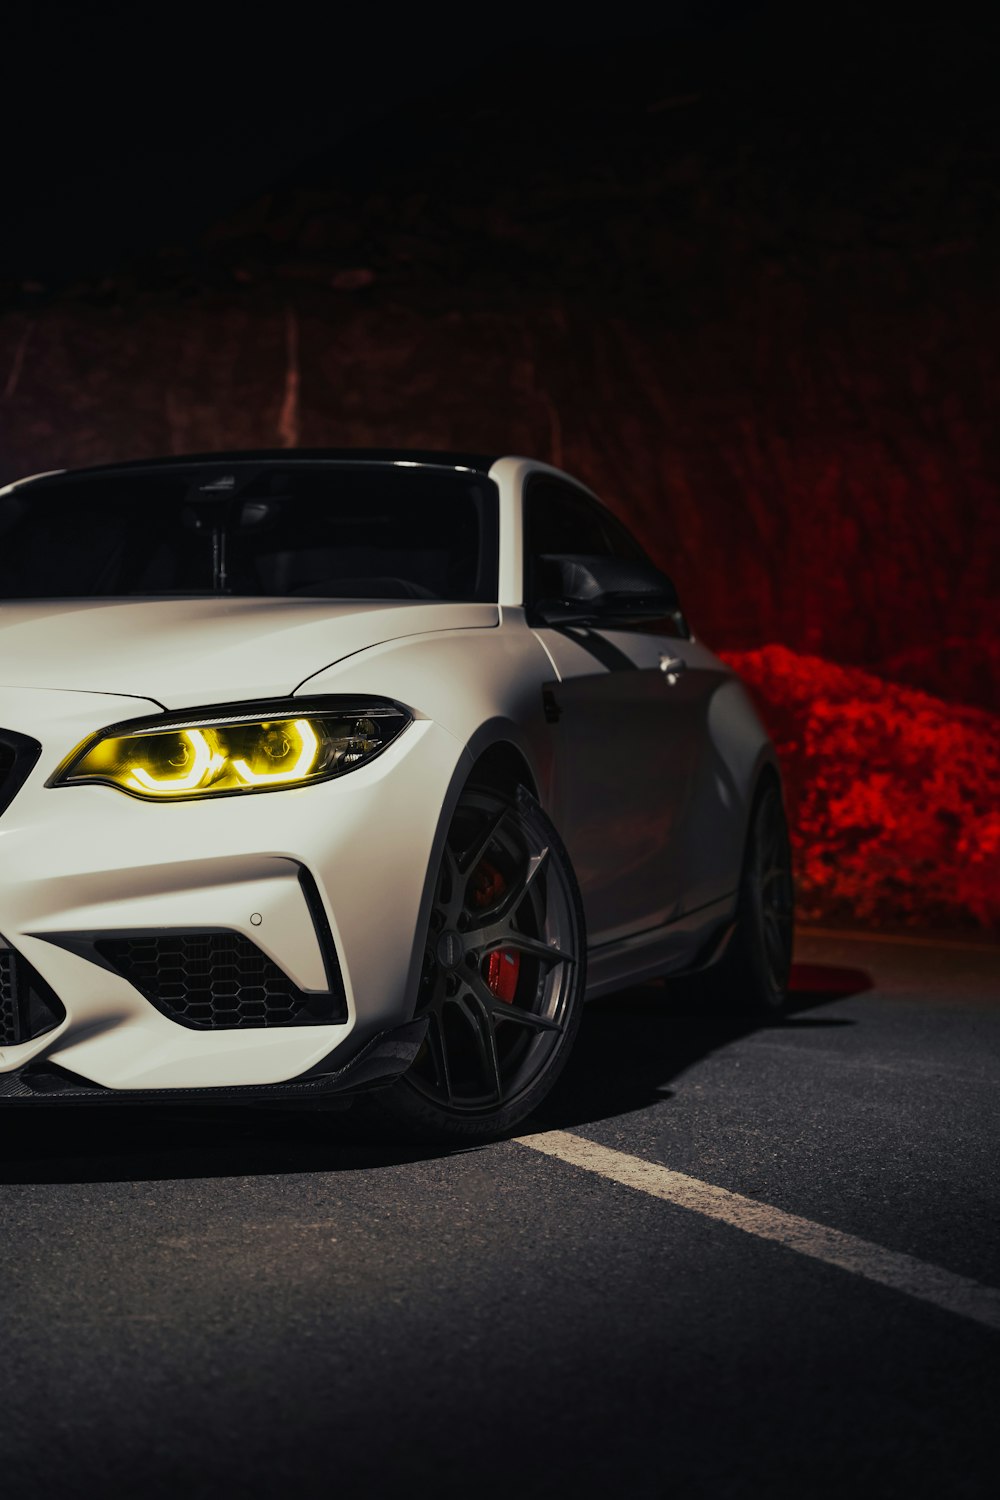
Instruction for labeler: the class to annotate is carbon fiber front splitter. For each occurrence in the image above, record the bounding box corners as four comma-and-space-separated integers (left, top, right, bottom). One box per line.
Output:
0, 1016, 428, 1107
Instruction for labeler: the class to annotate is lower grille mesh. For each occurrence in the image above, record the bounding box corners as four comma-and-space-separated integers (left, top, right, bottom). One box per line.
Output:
0, 949, 18, 1044
0, 943, 67, 1047
96, 930, 346, 1030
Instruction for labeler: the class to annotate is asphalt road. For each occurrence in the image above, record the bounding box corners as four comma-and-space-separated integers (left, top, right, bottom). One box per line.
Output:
3, 931, 999, 1499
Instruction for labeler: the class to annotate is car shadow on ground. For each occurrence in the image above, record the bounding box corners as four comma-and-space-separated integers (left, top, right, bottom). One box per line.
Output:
530, 960, 871, 1132
0, 963, 872, 1186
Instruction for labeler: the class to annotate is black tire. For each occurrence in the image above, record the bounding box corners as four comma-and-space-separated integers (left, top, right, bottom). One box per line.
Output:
369, 783, 587, 1142
709, 778, 794, 1014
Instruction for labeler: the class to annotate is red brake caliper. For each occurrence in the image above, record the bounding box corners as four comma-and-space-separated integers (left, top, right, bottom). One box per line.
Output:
486, 948, 521, 1004
472, 860, 521, 1004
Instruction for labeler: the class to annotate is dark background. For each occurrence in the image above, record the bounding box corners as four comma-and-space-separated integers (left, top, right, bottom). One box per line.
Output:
2, 5, 998, 928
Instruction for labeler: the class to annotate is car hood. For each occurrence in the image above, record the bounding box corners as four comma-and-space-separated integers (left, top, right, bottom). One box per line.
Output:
0, 598, 499, 709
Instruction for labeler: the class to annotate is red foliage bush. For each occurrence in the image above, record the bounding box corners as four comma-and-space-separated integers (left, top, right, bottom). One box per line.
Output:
721, 646, 1000, 931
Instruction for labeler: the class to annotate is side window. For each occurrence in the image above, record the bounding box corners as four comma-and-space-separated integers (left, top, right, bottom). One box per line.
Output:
524, 478, 642, 603
523, 476, 687, 639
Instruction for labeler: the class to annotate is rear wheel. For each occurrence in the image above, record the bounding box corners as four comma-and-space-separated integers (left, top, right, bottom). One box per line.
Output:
372, 784, 586, 1141
710, 779, 794, 1014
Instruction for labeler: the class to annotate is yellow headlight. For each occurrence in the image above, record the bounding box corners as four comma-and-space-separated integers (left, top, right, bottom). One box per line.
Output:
128, 729, 227, 794
230, 719, 318, 786
54, 703, 409, 800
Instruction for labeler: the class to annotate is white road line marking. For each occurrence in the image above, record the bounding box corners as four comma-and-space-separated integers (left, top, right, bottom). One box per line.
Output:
514, 1130, 1000, 1333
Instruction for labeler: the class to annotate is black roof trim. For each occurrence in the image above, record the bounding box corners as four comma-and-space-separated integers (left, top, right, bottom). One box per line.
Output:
15, 449, 501, 488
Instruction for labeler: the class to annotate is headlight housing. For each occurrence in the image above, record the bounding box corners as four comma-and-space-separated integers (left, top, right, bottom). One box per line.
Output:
53, 699, 411, 801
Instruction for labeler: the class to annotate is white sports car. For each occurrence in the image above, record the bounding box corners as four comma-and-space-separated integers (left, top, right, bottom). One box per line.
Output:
0, 451, 792, 1138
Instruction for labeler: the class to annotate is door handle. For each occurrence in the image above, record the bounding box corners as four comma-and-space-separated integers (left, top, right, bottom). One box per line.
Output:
659, 655, 687, 685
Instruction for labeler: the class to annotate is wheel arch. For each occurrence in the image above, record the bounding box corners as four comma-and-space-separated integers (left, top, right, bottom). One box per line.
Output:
741, 747, 786, 859
465, 738, 539, 801
399, 728, 543, 1026
751, 753, 783, 803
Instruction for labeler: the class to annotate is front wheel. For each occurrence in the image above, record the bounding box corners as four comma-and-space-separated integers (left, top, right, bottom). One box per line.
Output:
372, 783, 586, 1142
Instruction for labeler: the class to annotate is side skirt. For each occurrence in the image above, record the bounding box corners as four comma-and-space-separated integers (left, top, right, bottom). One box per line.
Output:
584, 895, 737, 1000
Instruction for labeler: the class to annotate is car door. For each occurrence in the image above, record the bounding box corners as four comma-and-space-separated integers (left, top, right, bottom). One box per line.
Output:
524, 477, 704, 947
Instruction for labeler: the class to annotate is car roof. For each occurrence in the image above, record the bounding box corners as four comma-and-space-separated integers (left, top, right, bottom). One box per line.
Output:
10, 449, 501, 490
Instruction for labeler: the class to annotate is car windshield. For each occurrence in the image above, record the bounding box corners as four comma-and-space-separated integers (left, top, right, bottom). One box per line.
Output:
0, 462, 499, 602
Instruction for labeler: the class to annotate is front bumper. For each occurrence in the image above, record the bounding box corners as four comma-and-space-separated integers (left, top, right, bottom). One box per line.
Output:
0, 686, 465, 1096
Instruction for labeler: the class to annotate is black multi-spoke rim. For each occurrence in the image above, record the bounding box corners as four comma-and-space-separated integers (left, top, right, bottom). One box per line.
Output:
407, 790, 578, 1115
751, 787, 794, 994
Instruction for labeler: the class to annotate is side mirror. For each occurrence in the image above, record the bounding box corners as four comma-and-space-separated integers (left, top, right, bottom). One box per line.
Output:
530, 554, 684, 628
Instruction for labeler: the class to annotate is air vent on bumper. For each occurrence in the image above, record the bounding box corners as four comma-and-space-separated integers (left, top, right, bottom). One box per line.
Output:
95, 930, 348, 1030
